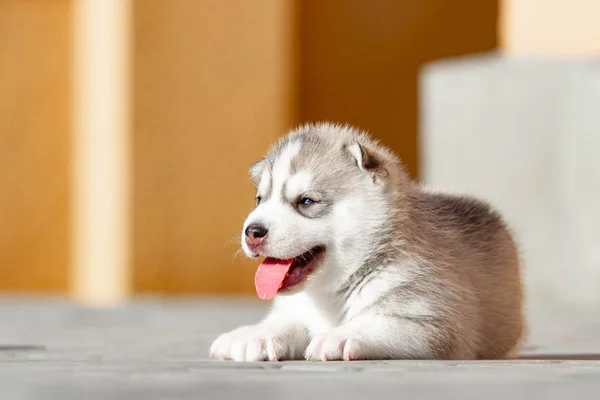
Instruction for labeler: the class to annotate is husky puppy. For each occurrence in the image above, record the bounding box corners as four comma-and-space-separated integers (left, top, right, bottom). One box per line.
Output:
210, 123, 524, 361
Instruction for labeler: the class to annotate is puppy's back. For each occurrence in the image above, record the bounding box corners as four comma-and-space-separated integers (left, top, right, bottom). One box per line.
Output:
414, 191, 525, 359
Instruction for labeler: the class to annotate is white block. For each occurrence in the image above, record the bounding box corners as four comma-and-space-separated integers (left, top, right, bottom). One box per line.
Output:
419, 53, 600, 312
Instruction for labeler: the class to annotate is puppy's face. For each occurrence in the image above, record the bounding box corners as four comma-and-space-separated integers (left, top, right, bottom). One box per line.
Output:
240, 127, 391, 293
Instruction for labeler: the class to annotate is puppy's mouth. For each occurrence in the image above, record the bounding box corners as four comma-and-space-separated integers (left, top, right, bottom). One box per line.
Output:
254, 246, 325, 300
281, 246, 326, 289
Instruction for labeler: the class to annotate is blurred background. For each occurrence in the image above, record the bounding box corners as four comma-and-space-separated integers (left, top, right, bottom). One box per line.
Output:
0, 0, 598, 316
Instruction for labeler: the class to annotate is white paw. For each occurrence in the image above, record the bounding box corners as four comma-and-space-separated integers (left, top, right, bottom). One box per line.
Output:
305, 332, 367, 361
209, 324, 308, 362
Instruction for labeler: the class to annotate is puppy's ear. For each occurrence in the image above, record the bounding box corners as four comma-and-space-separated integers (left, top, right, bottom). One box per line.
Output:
249, 158, 265, 182
347, 142, 389, 183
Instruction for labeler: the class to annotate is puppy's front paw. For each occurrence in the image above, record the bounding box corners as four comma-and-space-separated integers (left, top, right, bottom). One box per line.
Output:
305, 332, 367, 361
210, 324, 309, 362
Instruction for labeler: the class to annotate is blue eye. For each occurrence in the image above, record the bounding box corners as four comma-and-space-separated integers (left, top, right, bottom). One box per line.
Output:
299, 197, 315, 206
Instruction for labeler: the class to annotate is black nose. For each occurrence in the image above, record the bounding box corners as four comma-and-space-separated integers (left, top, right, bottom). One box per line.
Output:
245, 223, 268, 239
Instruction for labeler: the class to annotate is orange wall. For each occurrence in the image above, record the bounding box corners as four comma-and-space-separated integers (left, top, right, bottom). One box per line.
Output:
0, 0, 71, 292
299, 0, 499, 178
132, 0, 499, 294
132, 0, 298, 293
0, 0, 499, 295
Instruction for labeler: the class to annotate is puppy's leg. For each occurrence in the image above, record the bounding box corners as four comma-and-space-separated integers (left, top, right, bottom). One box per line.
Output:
210, 318, 309, 362
305, 314, 455, 361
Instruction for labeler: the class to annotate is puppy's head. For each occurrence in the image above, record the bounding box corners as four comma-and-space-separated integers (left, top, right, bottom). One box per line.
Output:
241, 123, 405, 294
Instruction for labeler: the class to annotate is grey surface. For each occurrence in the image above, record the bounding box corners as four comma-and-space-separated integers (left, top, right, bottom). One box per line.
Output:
0, 296, 599, 399
419, 52, 600, 313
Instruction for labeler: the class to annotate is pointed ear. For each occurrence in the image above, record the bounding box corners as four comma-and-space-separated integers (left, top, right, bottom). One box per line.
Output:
249, 158, 265, 182
347, 142, 389, 182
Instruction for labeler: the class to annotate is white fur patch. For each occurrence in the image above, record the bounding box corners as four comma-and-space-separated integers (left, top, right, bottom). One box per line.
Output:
270, 292, 333, 335
272, 140, 301, 201
257, 168, 270, 196
285, 171, 312, 200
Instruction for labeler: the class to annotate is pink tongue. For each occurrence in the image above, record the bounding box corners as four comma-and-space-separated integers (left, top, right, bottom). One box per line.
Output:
254, 257, 293, 300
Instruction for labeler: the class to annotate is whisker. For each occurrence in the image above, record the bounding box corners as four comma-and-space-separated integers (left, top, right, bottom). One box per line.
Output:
232, 248, 246, 260
224, 234, 242, 248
